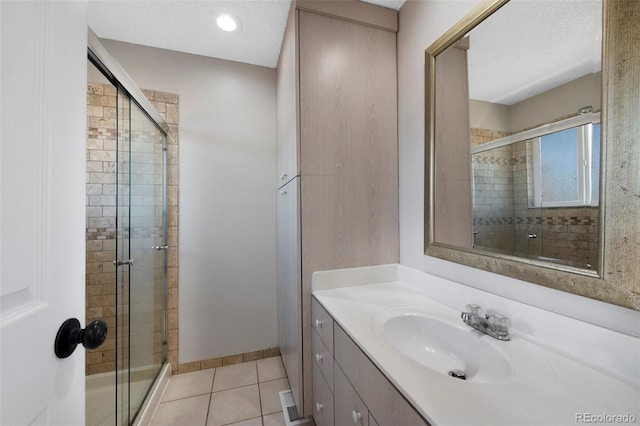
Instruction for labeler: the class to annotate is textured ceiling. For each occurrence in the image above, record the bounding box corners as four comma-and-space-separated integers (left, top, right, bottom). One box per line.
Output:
89, 0, 600, 107
467, 0, 602, 105
88, 0, 405, 69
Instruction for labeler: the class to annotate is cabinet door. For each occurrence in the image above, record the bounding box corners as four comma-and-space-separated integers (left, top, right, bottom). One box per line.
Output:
313, 361, 334, 426
298, 11, 397, 179
334, 325, 430, 426
369, 413, 380, 426
312, 297, 334, 354
276, 187, 288, 365
312, 328, 334, 391
276, 5, 299, 187
335, 365, 368, 426
276, 178, 302, 410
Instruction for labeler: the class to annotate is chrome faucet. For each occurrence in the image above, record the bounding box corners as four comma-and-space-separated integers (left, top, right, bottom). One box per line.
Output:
461, 304, 511, 341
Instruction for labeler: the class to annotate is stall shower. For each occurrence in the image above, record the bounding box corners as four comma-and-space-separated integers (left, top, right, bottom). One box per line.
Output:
85, 52, 168, 425
471, 134, 600, 269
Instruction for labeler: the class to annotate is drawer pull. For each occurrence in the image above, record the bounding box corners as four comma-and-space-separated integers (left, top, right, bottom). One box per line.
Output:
315, 353, 323, 363
352, 410, 362, 424
316, 403, 324, 412
315, 319, 323, 328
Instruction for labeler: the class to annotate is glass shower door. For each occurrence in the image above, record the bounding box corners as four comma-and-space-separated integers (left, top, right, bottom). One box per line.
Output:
115, 86, 132, 426
115, 90, 167, 425
127, 101, 167, 422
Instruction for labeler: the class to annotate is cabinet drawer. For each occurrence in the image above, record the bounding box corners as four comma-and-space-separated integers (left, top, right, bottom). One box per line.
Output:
335, 364, 368, 426
334, 325, 430, 426
312, 328, 334, 391
312, 297, 334, 354
313, 361, 334, 426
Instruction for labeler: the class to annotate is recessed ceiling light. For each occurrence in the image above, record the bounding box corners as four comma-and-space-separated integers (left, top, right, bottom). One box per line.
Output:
216, 13, 240, 32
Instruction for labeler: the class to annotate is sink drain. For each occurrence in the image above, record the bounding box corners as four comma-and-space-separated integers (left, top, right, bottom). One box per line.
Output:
448, 369, 466, 380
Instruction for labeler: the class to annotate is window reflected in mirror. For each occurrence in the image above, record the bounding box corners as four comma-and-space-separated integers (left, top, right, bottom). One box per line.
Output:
470, 118, 600, 269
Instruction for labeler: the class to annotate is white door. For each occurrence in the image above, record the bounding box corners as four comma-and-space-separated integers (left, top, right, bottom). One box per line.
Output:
1, 2, 88, 425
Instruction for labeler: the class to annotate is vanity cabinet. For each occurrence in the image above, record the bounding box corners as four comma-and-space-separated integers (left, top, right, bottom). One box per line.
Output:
311, 296, 430, 426
334, 325, 429, 426
312, 361, 334, 426
312, 298, 334, 426
334, 365, 368, 426
276, 0, 399, 417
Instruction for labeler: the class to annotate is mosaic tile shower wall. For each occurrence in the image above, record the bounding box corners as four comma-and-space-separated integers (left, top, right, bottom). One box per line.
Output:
471, 130, 598, 269
85, 83, 180, 375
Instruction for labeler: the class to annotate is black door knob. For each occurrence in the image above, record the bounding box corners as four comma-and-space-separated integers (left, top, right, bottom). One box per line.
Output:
54, 318, 108, 359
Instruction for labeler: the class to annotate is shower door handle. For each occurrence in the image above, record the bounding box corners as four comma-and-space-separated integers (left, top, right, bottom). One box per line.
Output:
113, 259, 134, 266
153, 245, 168, 250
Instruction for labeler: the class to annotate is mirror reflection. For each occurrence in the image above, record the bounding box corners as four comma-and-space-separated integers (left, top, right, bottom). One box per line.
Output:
433, 0, 602, 271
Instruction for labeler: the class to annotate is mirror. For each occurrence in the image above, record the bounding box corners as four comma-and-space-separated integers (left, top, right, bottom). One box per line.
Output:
470, 117, 601, 270
425, 0, 640, 310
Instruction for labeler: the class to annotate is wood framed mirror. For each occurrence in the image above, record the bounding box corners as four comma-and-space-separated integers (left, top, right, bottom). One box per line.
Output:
424, 0, 639, 310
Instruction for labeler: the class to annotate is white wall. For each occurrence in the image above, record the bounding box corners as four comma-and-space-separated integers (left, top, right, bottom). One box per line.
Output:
102, 40, 277, 362
397, 0, 633, 334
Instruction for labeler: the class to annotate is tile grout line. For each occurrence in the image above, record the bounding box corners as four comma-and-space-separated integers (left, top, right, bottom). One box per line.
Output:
204, 367, 216, 426
256, 362, 265, 426
163, 357, 285, 426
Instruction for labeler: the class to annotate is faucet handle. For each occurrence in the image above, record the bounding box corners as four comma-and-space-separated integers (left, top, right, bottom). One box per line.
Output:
465, 304, 482, 316
488, 314, 510, 333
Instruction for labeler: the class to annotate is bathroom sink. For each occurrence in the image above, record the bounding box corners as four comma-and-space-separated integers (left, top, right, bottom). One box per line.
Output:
372, 307, 513, 383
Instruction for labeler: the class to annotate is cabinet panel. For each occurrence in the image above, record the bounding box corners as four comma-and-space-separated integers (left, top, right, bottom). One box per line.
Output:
302, 174, 399, 415
312, 297, 334, 354
276, 178, 302, 410
312, 327, 334, 391
433, 43, 473, 247
276, 4, 299, 187
335, 365, 368, 426
299, 11, 398, 179
369, 412, 380, 426
301, 174, 399, 276
277, 3, 399, 418
334, 325, 430, 426
313, 361, 335, 426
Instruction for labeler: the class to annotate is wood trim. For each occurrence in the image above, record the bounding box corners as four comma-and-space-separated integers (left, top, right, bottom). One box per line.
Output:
296, 0, 398, 32
601, 0, 640, 307
426, 0, 507, 56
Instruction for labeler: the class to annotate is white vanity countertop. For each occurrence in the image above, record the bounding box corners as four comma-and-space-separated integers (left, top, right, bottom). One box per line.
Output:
312, 264, 640, 426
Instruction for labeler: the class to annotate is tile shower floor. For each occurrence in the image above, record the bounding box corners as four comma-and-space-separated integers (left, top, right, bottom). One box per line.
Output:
150, 357, 289, 426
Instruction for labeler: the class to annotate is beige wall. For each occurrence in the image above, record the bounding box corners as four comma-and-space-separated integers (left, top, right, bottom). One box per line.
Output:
470, 72, 601, 133
101, 40, 278, 366
469, 99, 510, 131
509, 72, 601, 132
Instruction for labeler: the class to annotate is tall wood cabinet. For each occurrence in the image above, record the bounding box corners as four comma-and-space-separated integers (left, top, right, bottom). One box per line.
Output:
276, 0, 399, 417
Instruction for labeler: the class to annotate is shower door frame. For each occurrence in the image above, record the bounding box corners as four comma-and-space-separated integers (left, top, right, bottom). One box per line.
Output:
88, 29, 169, 425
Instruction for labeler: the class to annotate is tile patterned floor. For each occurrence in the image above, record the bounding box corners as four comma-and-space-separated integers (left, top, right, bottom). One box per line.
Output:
151, 356, 289, 426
